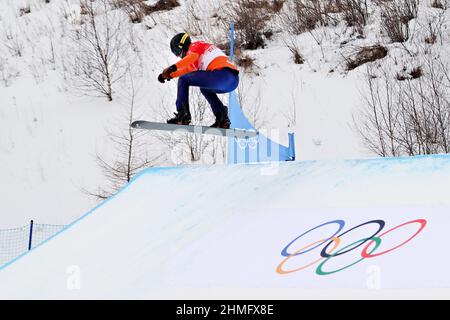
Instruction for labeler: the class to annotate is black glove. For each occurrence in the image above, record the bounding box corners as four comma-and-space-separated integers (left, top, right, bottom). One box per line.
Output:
158, 73, 166, 83
158, 65, 177, 83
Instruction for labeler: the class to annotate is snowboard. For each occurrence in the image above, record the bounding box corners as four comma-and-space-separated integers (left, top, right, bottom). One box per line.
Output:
131, 120, 258, 139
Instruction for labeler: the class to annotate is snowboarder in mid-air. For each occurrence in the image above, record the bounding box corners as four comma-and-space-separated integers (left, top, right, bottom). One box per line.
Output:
158, 33, 239, 129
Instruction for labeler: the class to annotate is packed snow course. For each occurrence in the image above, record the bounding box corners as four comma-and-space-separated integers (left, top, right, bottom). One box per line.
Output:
0, 154, 449, 299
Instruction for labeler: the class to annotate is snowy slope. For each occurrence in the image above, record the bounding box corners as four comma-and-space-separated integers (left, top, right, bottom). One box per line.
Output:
1, 0, 449, 227
0, 0, 181, 226
0, 155, 449, 299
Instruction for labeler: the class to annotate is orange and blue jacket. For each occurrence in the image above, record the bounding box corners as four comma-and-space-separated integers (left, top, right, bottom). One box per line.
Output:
170, 41, 239, 78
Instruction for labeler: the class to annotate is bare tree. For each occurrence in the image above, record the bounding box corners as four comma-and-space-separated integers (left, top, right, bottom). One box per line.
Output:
1, 23, 25, 57
422, 5, 447, 46
67, 0, 130, 101
180, 95, 212, 162
236, 75, 269, 130
222, 0, 283, 50
91, 73, 160, 199
244, 91, 269, 130
110, 0, 145, 23
340, 0, 369, 35
281, 85, 299, 129
280, 0, 330, 34
354, 54, 450, 157
184, 0, 205, 37
283, 35, 305, 65
354, 66, 401, 156
431, 0, 449, 9
152, 90, 217, 164
0, 58, 20, 87
209, 136, 228, 164
278, 0, 369, 35
376, 0, 419, 43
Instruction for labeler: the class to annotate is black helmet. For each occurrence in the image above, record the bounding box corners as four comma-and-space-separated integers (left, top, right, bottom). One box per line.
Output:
170, 33, 191, 57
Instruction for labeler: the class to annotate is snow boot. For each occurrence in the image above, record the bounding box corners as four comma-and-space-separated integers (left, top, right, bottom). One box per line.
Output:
210, 106, 231, 129
167, 102, 191, 125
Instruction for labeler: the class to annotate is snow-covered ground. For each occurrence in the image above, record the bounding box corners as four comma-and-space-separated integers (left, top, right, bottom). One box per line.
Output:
0, 0, 449, 274
0, 155, 449, 299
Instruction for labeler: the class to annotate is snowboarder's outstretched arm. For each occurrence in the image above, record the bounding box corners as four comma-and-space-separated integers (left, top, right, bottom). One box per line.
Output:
171, 53, 199, 78
158, 53, 199, 83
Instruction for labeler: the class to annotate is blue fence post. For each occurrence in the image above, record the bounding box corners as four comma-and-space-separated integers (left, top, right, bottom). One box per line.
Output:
288, 133, 296, 161
230, 23, 235, 62
228, 22, 236, 164
227, 21, 296, 164
28, 220, 34, 251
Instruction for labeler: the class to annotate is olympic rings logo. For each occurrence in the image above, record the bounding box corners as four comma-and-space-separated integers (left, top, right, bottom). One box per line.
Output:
276, 219, 427, 276
234, 136, 259, 150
